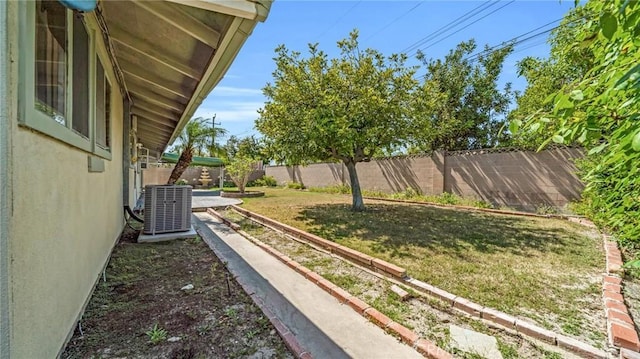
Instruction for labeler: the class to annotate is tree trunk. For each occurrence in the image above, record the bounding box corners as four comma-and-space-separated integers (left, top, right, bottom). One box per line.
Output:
167, 150, 193, 185
344, 159, 365, 212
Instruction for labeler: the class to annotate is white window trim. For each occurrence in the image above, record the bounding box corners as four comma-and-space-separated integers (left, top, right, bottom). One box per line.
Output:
18, 2, 113, 160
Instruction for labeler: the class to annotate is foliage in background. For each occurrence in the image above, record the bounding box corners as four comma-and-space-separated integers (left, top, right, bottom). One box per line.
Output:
222, 135, 265, 192
251, 175, 278, 187
167, 117, 227, 185
411, 40, 513, 152
257, 30, 417, 211
225, 157, 258, 193
508, 6, 596, 149
513, 0, 640, 255
284, 182, 304, 190
222, 135, 266, 164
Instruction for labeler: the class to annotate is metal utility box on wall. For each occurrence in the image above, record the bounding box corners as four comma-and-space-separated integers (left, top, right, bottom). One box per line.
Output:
143, 185, 192, 235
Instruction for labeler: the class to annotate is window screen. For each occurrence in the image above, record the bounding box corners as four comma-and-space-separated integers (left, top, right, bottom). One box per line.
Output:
35, 0, 68, 125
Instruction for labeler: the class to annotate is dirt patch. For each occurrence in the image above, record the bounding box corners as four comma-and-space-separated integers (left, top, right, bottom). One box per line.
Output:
62, 223, 293, 359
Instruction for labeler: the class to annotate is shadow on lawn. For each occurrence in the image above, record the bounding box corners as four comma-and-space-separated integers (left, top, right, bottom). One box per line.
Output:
296, 203, 584, 259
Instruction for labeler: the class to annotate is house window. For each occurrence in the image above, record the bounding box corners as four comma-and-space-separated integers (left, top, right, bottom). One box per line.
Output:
95, 57, 111, 149
34, 0, 67, 125
71, 14, 90, 138
20, 1, 112, 160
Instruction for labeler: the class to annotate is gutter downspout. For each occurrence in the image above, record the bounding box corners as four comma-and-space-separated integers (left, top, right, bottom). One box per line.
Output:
0, 0, 12, 357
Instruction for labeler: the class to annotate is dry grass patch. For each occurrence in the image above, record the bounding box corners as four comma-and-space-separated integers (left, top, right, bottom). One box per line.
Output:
240, 188, 606, 343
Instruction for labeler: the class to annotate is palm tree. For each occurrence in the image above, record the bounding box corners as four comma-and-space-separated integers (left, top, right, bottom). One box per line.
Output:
167, 117, 227, 185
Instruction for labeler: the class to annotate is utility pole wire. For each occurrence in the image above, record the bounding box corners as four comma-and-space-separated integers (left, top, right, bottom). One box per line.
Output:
464, 17, 562, 62
416, 16, 577, 81
414, 0, 515, 56
401, 0, 496, 54
364, 1, 423, 42
316, 1, 362, 40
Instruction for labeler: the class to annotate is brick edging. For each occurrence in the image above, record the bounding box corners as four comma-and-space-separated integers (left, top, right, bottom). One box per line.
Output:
193, 224, 312, 359
213, 208, 609, 358
228, 205, 407, 279
207, 209, 452, 359
362, 196, 596, 225
603, 236, 640, 353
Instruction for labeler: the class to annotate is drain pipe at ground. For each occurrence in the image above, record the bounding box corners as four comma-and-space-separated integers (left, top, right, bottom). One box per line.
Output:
124, 206, 144, 223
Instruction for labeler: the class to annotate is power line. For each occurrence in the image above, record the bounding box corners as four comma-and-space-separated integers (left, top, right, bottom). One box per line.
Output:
413, 0, 515, 56
416, 17, 570, 81
509, 40, 548, 56
364, 1, 423, 42
464, 17, 562, 62
465, 26, 559, 63
401, 0, 497, 55
316, 1, 362, 40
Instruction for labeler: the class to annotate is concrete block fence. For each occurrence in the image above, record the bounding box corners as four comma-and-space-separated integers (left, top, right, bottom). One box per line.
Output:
265, 148, 584, 210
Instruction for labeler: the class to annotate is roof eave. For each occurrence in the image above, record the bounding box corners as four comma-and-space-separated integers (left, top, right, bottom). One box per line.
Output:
165, 5, 270, 151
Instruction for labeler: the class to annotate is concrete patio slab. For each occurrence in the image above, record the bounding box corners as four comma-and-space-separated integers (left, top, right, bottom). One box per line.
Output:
191, 189, 242, 210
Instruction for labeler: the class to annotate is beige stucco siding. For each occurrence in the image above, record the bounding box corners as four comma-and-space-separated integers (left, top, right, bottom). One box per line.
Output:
7, 3, 127, 357
10, 111, 125, 359
10, 108, 125, 359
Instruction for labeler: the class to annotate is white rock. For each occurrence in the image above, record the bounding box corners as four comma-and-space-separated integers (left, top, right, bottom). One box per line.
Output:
167, 336, 181, 342
181, 284, 194, 291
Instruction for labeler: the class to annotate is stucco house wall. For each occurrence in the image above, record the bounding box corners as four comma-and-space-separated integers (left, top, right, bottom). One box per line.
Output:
5, 2, 127, 357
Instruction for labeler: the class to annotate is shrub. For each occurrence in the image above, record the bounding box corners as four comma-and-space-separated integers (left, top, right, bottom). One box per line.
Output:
309, 185, 351, 194
361, 189, 388, 198
175, 179, 189, 185
390, 187, 421, 200
535, 204, 558, 215
438, 192, 460, 205
286, 182, 305, 190
253, 175, 278, 187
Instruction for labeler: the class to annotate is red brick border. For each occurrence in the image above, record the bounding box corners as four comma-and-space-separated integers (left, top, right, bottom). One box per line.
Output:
603, 236, 640, 353
229, 205, 407, 278
211, 208, 609, 358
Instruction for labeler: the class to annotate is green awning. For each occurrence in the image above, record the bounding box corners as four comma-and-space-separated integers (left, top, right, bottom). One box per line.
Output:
161, 153, 224, 167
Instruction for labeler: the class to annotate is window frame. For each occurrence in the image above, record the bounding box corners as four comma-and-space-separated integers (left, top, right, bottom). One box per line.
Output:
18, 1, 113, 160
94, 53, 112, 158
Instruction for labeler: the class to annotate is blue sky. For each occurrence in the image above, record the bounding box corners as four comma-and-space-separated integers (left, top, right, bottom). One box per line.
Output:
192, 0, 577, 143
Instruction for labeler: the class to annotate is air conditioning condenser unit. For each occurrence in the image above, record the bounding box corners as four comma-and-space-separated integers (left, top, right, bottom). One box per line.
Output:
143, 185, 192, 235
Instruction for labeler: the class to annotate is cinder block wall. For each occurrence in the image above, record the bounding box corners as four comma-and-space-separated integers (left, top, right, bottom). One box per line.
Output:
267, 163, 345, 188
355, 156, 441, 194
265, 148, 584, 208
445, 148, 584, 209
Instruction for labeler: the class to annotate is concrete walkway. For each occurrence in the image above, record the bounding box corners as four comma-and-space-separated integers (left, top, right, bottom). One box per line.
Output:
192, 213, 423, 359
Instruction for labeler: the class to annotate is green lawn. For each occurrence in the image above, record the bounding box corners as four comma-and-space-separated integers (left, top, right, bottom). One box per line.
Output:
240, 188, 606, 340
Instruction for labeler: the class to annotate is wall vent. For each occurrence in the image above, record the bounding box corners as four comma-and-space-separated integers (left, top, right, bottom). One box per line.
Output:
143, 185, 192, 235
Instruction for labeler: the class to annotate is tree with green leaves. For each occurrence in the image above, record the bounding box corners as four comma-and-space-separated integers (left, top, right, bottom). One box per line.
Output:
222, 135, 265, 163
411, 40, 513, 152
508, 5, 596, 148
514, 0, 640, 255
167, 117, 227, 185
225, 156, 258, 193
221, 135, 265, 193
257, 30, 417, 211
